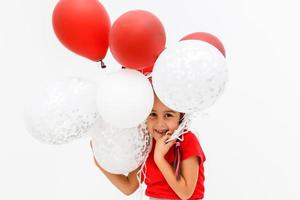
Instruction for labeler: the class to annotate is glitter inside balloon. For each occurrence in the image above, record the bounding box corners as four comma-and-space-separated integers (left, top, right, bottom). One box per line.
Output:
152, 40, 228, 113
91, 119, 152, 174
24, 77, 99, 145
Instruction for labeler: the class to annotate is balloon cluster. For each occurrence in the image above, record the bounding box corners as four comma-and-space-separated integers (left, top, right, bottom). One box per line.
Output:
24, 0, 228, 174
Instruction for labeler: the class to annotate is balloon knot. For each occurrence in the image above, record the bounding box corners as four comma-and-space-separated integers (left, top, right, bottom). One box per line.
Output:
100, 60, 106, 69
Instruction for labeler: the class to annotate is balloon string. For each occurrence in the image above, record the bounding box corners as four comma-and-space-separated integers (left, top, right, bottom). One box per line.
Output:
136, 139, 152, 200
145, 72, 152, 79
165, 114, 190, 142
136, 121, 153, 200
174, 140, 182, 180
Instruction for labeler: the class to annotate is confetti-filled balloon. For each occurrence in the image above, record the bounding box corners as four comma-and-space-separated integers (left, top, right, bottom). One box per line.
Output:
152, 40, 228, 113
24, 77, 99, 145
91, 119, 152, 174
97, 69, 154, 128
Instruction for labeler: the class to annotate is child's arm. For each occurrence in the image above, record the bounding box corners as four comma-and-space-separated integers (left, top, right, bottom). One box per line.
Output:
154, 135, 199, 200
92, 156, 141, 195
90, 142, 140, 195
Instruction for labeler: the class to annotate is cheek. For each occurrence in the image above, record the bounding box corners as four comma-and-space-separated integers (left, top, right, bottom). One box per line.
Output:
168, 123, 178, 131
168, 119, 181, 131
146, 121, 153, 131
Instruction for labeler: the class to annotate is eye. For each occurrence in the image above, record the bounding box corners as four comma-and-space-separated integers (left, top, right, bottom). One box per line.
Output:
149, 112, 157, 117
165, 113, 174, 118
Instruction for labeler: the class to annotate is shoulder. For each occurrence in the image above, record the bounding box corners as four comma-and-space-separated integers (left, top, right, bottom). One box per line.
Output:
182, 131, 199, 142
181, 131, 206, 163
181, 131, 200, 147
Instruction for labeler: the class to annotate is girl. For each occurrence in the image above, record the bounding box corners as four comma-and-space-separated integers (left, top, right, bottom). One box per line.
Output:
91, 95, 206, 200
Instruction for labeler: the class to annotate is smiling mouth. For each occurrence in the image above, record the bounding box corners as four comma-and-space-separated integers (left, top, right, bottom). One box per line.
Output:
154, 129, 169, 135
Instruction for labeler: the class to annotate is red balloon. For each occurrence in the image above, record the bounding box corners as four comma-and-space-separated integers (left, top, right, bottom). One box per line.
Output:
138, 65, 153, 75
52, 0, 110, 61
180, 32, 226, 57
109, 10, 166, 69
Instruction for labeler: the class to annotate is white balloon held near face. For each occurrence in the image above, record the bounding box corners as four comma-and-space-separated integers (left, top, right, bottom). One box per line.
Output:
97, 69, 154, 128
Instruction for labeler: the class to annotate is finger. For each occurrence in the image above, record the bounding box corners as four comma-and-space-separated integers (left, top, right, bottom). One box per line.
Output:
163, 133, 172, 140
166, 131, 172, 136
157, 134, 168, 142
165, 139, 176, 148
165, 136, 176, 143
163, 135, 172, 143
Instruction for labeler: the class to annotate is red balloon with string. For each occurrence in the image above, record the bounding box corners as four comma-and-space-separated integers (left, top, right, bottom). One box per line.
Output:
52, 0, 111, 61
110, 10, 166, 69
180, 32, 226, 57
138, 65, 153, 75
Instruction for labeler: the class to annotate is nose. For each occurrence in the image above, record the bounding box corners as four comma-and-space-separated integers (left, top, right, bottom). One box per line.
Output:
155, 116, 167, 130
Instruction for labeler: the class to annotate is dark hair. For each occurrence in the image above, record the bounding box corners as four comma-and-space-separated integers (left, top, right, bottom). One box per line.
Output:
179, 113, 185, 124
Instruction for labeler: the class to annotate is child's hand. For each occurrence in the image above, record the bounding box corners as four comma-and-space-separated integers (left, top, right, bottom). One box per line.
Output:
154, 133, 176, 163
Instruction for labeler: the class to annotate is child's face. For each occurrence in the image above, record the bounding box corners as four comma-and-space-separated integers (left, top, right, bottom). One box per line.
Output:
146, 95, 181, 141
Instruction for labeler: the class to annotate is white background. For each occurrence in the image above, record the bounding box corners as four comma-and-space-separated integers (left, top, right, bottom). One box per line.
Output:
1, 0, 300, 199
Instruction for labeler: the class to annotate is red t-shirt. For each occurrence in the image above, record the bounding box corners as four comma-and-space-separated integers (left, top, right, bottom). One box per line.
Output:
143, 131, 206, 199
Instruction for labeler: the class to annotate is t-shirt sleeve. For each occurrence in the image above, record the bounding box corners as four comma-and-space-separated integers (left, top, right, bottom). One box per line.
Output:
181, 132, 206, 164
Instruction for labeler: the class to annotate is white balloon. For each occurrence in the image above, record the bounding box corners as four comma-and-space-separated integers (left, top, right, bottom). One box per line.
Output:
97, 69, 154, 128
24, 77, 99, 145
152, 40, 228, 113
91, 119, 152, 174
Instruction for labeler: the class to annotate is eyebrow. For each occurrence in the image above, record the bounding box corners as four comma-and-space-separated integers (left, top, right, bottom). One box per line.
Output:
151, 110, 177, 113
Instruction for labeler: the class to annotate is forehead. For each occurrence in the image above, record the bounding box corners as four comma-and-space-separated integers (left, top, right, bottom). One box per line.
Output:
152, 95, 177, 112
